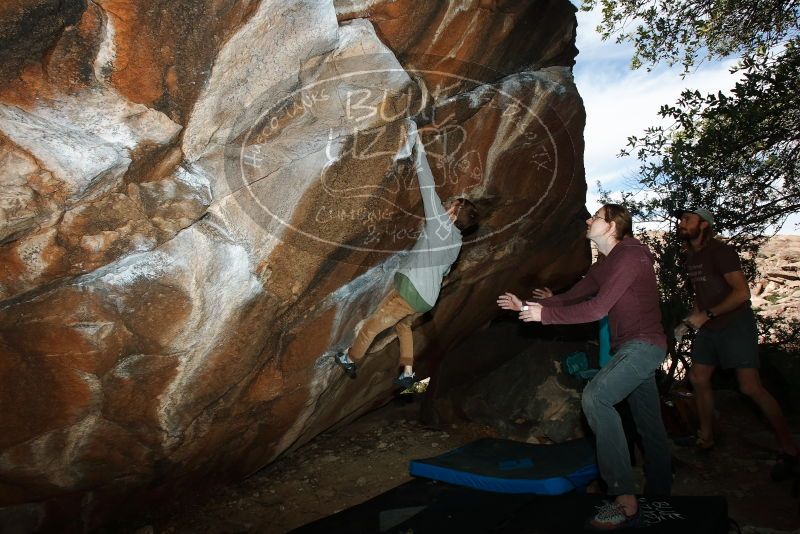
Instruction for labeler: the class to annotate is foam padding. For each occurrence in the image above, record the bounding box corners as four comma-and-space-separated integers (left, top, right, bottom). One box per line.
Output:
409, 438, 598, 494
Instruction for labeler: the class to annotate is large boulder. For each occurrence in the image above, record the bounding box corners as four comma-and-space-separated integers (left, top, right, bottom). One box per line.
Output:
422, 320, 596, 444
0, 0, 588, 529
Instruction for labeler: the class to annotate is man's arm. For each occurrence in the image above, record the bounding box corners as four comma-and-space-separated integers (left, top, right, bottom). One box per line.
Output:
533, 249, 640, 324
685, 270, 751, 329
539, 275, 600, 307
503, 277, 598, 314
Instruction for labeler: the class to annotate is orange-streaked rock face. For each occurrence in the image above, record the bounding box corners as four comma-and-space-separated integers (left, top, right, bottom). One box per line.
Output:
94, 0, 258, 123
0, 0, 589, 529
0, 0, 86, 95
336, 0, 578, 92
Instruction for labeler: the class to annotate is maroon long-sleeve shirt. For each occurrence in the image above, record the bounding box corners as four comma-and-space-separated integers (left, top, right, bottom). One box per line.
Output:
541, 237, 666, 351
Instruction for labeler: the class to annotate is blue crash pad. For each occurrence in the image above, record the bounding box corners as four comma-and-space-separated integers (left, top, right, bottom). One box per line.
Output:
409, 438, 598, 494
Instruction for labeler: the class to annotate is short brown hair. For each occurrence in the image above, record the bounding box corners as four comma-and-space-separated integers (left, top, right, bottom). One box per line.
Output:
602, 203, 633, 240
452, 198, 479, 233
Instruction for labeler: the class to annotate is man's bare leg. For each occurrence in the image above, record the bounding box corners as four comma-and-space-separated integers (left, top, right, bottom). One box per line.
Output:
737, 368, 799, 456
689, 363, 717, 445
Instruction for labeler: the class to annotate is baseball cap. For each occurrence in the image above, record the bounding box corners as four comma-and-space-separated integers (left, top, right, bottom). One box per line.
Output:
673, 207, 714, 226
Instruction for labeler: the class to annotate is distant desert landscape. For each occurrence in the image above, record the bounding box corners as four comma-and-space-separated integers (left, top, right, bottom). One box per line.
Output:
752, 235, 800, 328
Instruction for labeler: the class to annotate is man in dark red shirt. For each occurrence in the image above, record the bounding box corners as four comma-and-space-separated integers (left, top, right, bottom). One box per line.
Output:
499, 204, 671, 530
676, 208, 798, 478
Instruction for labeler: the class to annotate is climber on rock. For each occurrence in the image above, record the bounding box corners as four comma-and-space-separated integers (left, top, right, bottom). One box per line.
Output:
334, 130, 479, 390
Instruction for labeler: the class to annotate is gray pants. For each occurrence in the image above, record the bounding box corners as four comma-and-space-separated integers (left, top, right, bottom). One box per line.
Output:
582, 340, 672, 496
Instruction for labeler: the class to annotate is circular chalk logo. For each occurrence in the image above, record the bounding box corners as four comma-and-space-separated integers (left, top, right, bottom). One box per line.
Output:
223, 54, 568, 262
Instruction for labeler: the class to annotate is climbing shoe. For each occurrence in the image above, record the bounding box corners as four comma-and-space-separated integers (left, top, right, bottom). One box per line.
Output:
392, 373, 415, 391
334, 352, 357, 379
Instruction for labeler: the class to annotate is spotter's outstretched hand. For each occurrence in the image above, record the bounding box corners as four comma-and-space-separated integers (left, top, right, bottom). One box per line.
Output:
497, 292, 523, 312
519, 302, 543, 322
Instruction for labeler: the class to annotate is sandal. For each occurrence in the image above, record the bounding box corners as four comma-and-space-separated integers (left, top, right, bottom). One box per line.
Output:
694, 435, 715, 451
585, 500, 641, 531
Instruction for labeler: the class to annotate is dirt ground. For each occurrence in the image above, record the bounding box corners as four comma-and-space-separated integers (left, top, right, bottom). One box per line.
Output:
139, 386, 800, 534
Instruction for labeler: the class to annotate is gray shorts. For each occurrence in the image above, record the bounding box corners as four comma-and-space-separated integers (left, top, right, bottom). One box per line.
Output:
691, 307, 759, 369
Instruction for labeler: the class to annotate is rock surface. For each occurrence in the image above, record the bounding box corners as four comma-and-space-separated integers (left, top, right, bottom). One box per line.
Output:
0, 0, 587, 530
335, 0, 578, 91
421, 319, 593, 443
751, 235, 800, 328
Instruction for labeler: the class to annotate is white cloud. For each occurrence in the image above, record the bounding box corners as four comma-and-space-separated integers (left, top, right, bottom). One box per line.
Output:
573, 8, 630, 63
773, 212, 800, 234
575, 9, 740, 187
573, 8, 799, 235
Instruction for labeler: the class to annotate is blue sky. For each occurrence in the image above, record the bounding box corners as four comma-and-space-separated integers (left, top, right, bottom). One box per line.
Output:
572, 7, 800, 234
